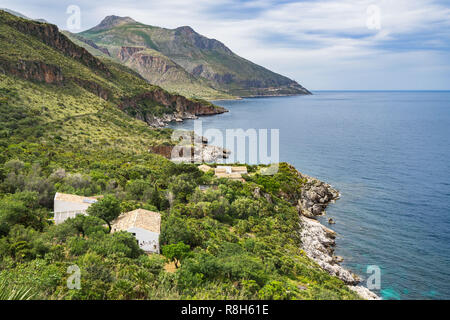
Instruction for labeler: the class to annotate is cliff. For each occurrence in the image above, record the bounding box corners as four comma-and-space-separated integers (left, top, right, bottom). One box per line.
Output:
0, 59, 64, 84
118, 88, 227, 127
9, 17, 111, 76
114, 46, 232, 100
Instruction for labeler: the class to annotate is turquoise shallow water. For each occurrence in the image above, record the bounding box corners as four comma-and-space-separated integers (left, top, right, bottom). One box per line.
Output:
170, 91, 450, 300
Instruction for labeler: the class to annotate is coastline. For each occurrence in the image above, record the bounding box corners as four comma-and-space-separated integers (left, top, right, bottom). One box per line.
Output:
296, 171, 380, 300
209, 92, 312, 102
162, 107, 379, 300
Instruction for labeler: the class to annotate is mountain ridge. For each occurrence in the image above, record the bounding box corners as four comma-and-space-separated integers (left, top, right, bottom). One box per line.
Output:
79, 15, 311, 99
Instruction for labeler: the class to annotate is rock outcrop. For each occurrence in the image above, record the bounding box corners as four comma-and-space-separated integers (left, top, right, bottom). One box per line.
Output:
9, 17, 111, 76
71, 78, 110, 100
296, 172, 380, 300
118, 46, 144, 62
118, 88, 227, 127
0, 59, 64, 84
149, 133, 230, 163
297, 174, 340, 218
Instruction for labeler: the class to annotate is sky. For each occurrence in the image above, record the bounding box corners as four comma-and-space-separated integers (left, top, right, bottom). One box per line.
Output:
1, 0, 449, 90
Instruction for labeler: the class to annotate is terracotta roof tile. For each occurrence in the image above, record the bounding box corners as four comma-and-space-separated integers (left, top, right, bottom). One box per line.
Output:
112, 209, 161, 234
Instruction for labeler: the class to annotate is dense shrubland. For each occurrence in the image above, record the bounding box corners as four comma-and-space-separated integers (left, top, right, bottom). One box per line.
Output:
0, 138, 359, 299
0, 70, 358, 300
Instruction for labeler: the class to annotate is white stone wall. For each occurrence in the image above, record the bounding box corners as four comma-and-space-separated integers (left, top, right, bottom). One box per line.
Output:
54, 200, 91, 213
127, 227, 160, 253
53, 200, 92, 224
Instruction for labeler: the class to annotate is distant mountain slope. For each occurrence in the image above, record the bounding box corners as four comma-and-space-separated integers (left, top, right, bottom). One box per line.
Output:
79, 16, 311, 98
64, 31, 232, 100
0, 7, 47, 22
0, 10, 225, 153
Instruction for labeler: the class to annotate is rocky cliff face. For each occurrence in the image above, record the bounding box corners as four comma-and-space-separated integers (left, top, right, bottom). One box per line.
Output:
118, 88, 227, 127
118, 46, 144, 62
118, 47, 172, 75
0, 59, 64, 84
9, 18, 111, 76
149, 143, 229, 163
71, 78, 110, 100
296, 174, 340, 218
1, 11, 225, 128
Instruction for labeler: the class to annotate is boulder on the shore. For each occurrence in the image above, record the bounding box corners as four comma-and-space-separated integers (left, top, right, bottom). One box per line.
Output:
296, 174, 339, 218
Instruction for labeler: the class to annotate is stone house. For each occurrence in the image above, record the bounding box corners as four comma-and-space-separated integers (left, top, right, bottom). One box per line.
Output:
111, 209, 161, 254
53, 192, 100, 224
214, 166, 247, 182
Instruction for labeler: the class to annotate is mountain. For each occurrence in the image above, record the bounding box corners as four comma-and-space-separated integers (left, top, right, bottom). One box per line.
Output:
0, 7, 47, 23
0, 10, 225, 154
65, 31, 232, 100
79, 16, 311, 99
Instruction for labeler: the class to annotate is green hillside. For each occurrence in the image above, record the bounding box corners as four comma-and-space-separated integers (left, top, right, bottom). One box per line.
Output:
79, 16, 311, 98
0, 10, 359, 300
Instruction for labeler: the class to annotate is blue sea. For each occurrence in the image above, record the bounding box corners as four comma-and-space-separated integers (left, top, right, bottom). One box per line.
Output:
170, 91, 450, 300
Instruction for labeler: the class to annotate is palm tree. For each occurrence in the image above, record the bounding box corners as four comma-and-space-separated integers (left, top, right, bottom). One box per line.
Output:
0, 278, 37, 300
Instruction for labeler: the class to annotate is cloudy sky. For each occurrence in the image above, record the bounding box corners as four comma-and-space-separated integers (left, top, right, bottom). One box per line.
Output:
2, 0, 449, 90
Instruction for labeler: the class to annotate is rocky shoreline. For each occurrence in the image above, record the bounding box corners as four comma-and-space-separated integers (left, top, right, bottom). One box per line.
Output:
297, 173, 380, 300
146, 112, 199, 128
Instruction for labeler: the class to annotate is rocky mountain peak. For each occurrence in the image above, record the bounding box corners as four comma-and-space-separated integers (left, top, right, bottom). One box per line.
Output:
91, 15, 137, 32
175, 26, 196, 34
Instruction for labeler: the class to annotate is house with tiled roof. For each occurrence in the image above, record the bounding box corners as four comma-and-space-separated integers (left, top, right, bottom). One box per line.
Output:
111, 209, 161, 253
53, 192, 101, 224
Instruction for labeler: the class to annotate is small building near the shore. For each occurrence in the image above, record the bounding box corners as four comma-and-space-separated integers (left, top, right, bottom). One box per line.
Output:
53, 192, 100, 224
111, 209, 161, 253
198, 164, 212, 173
214, 166, 247, 182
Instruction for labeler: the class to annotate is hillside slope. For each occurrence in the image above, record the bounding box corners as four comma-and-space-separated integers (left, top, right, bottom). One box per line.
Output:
0, 10, 226, 147
0, 10, 363, 301
79, 16, 311, 98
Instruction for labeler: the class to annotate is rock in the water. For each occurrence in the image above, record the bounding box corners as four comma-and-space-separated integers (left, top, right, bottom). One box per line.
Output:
297, 174, 339, 217
328, 218, 335, 224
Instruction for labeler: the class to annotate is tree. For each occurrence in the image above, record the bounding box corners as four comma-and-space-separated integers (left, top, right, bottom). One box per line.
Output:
67, 215, 106, 237
0, 191, 46, 236
86, 195, 121, 233
161, 242, 191, 268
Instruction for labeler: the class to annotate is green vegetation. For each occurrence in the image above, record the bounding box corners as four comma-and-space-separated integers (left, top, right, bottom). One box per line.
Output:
0, 10, 358, 300
86, 195, 121, 232
161, 242, 191, 268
